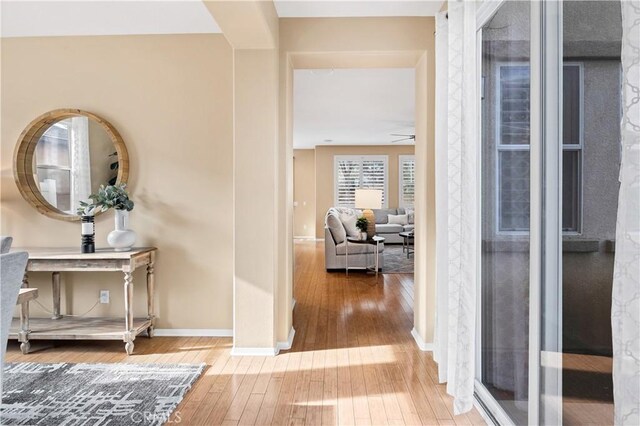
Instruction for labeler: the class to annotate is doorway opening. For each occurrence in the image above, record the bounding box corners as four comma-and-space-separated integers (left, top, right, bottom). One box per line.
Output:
280, 27, 436, 352
292, 67, 416, 281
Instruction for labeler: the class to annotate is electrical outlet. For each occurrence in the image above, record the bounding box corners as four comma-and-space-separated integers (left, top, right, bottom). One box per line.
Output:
100, 290, 110, 304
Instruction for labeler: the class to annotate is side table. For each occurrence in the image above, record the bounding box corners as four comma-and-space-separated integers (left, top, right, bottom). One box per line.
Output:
345, 236, 385, 277
399, 231, 414, 258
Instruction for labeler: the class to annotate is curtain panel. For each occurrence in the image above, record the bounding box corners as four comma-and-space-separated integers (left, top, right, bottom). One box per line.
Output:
433, 0, 478, 415
612, 1, 640, 424
69, 116, 92, 214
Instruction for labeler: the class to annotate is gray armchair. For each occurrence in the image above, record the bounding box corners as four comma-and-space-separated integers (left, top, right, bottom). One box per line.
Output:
324, 208, 384, 271
1, 250, 29, 395
1, 236, 13, 254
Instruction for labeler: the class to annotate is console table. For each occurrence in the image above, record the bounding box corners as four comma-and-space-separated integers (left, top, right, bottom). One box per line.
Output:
9, 247, 157, 355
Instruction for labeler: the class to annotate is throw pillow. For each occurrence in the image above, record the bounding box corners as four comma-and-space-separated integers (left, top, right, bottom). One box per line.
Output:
388, 214, 408, 225
340, 214, 360, 238
405, 209, 415, 224
326, 213, 346, 244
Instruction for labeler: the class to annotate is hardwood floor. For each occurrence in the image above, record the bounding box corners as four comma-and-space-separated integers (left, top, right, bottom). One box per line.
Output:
6, 240, 485, 425
563, 353, 614, 425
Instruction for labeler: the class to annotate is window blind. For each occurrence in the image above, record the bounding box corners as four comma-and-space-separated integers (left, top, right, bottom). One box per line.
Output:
497, 64, 582, 233
335, 156, 388, 208
399, 156, 415, 208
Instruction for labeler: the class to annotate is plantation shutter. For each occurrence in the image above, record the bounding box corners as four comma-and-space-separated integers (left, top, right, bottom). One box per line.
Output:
335, 156, 388, 208
399, 156, 415, 208
336, 159, 361, 207
361, 158, 386, 206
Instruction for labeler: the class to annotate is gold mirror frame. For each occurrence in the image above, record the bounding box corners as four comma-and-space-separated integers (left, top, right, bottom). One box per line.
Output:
13, 109, 129, 222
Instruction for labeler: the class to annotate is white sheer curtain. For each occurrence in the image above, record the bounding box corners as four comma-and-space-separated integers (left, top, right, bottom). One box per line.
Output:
612, 1, 640, 424
433, 0, 478, 415
69, 116, 92, 214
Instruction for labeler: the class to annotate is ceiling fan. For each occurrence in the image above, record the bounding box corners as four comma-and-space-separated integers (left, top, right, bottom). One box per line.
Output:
390, 133, 416, 143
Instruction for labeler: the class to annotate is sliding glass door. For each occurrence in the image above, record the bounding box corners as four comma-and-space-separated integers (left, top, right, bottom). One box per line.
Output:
561, 2, 620, 424
479, 2, 531, 424
477, 1, 622, 424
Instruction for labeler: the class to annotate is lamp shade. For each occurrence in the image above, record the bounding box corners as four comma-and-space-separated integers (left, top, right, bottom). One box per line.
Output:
355, 188, 382, 209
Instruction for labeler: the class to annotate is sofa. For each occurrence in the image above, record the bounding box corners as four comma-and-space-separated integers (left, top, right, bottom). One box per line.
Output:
324, 207, 415, 271
324, 207, 385, 271
370, 207, 415, 244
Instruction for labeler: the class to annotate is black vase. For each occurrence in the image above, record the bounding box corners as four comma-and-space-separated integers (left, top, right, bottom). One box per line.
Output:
81, 215, 95, 253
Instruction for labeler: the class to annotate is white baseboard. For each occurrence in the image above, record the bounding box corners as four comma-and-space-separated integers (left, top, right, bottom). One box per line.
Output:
277, 327, 296, 352
154, 328, 233, 337
411, 327, 434, 351
293, 236, 316, 240
231, 327, 296, 357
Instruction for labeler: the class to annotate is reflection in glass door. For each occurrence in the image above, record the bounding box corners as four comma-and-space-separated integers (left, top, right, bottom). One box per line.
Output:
479, 2, 531, 424
477, 1, 624, 424
561, 2, 621, 424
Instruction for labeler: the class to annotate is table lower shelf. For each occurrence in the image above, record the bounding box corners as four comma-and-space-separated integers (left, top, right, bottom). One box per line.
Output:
9, 317, 153, 341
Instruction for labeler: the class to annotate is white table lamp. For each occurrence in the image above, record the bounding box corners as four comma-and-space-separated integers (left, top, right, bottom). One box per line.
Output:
355, 188, 382, 238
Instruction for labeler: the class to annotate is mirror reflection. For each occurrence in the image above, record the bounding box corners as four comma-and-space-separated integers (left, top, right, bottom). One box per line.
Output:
33, 117, 117, 215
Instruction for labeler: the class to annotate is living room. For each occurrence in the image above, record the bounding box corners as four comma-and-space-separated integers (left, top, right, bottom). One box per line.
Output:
293, 67, 416, 275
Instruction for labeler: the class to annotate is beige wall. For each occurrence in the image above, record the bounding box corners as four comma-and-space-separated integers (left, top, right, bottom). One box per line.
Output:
206, 0, 283, 351
413, 52, 437, 345
1, 34, 234, 330
232, 47, 280, 350
293, 149, 316, 238
313, 145, 415, 237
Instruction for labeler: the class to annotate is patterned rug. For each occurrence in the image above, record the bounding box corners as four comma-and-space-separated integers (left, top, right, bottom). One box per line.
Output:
383, 245, 414, 273
1, 362, 204, 426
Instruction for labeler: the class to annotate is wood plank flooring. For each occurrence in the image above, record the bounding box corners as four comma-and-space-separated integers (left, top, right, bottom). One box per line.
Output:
563, 353, 614, 425
6, 240, 486, 425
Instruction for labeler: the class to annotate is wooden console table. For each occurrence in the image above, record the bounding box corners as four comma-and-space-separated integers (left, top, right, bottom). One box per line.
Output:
9, 247, 157, 355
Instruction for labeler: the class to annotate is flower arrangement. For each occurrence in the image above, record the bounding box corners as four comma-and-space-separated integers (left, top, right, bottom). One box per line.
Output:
77, 184, 134, 216
356, 217, 368, 233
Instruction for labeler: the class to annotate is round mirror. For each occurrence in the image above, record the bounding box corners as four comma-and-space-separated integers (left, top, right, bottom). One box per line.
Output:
13, 109, 129, 221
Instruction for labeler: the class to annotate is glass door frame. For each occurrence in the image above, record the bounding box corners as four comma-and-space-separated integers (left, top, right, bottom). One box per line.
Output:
531, 1, 563, 424
474, 1, 564, 424
474, 2, 518, 425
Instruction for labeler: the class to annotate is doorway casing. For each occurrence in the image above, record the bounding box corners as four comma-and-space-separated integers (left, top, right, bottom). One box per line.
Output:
279, 17, 438, 350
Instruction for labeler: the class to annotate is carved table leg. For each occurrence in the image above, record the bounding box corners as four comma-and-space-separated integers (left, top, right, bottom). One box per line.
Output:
52, 272, 62, 319
19, 300, 31, 355
146, 253, 156, 338
19, 272, 31, 354
124, 272, 135, 355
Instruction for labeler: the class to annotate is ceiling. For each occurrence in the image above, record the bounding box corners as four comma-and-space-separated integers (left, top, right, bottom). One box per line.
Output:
1, 1, 221, 38
1, 0, 443, 38
293, 68, 415, 149
274, 0, 444, 18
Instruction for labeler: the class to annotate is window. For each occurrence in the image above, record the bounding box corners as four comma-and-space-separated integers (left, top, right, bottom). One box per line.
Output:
399, 155, 415, 208
334, 155, 388, 207
497, 64, 583, 233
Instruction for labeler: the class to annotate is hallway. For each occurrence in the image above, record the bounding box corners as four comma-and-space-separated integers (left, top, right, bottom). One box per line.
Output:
6, 241, 485, 425
288, 240, 485, 425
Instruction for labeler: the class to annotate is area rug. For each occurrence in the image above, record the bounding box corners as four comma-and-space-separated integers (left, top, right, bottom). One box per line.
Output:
383, 245, 414, 273
1, 362, 205, 426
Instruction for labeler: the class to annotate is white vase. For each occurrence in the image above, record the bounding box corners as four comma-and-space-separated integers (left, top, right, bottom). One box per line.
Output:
107, 209, 136, 252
